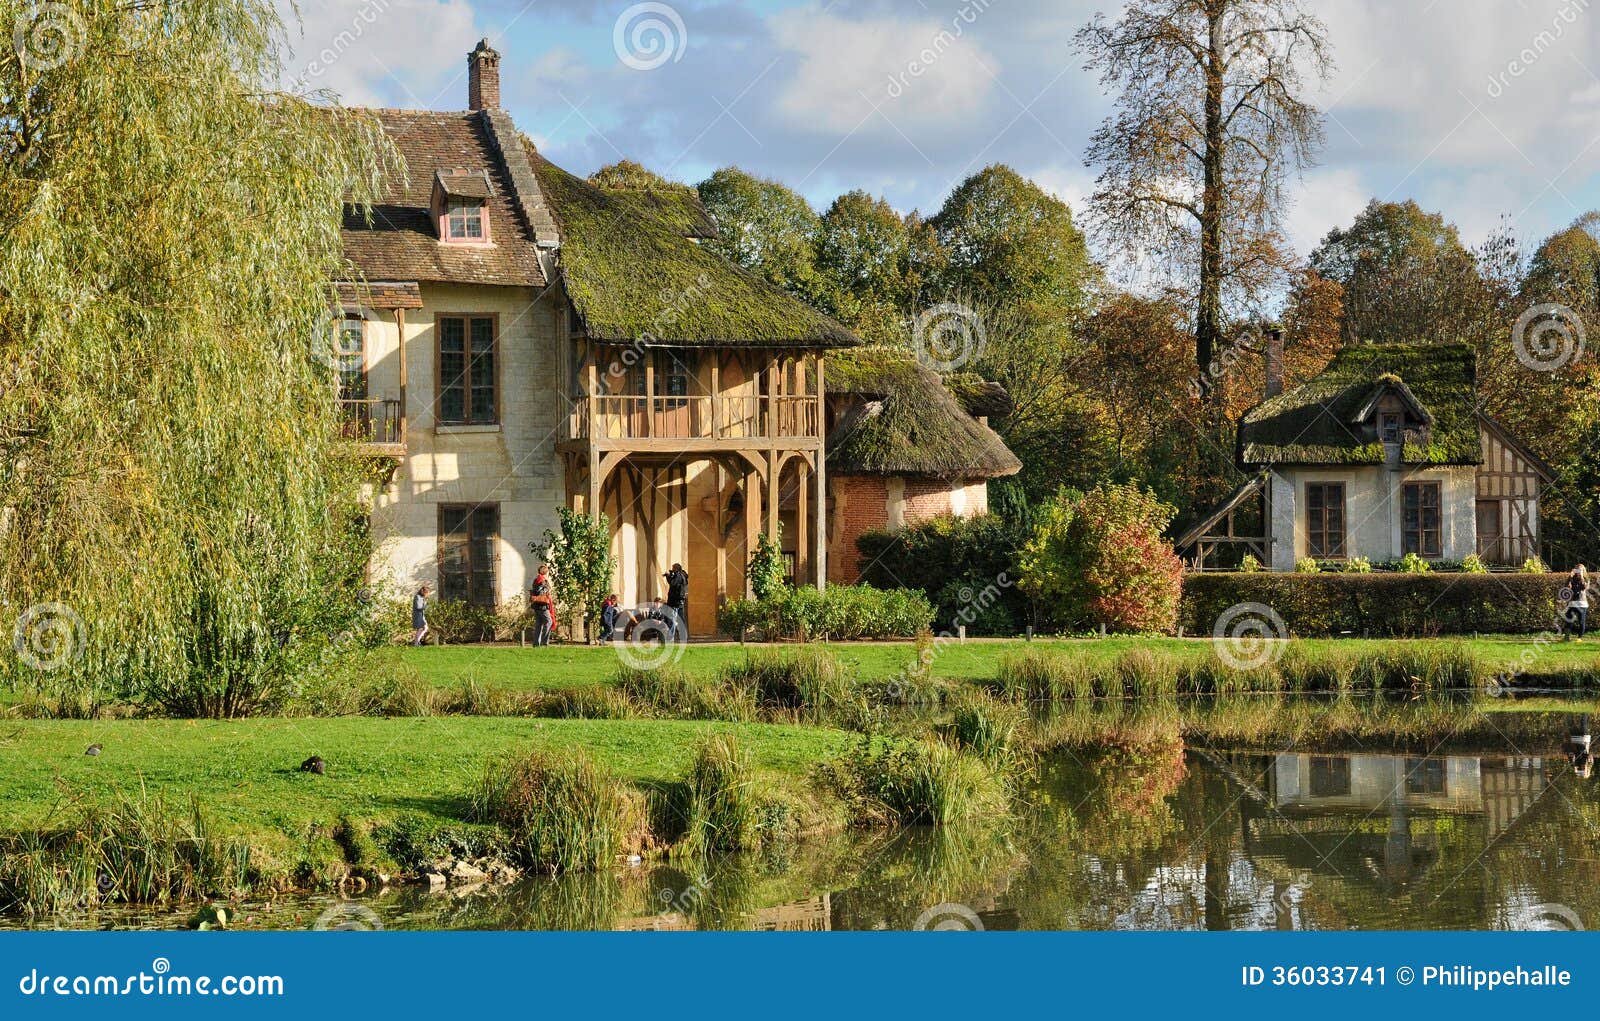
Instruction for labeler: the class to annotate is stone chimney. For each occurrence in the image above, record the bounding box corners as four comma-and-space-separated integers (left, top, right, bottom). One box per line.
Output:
1264, 326, 1285, 399
468, 39, 501, 111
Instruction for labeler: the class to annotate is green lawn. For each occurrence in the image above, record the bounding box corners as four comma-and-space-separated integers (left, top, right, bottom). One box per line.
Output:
0, 717, 856, 838
391, 635, 1600, 691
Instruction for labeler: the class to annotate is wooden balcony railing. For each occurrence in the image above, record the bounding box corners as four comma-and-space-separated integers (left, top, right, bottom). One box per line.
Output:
339, 398, 403, 448
570, 394, 821, 443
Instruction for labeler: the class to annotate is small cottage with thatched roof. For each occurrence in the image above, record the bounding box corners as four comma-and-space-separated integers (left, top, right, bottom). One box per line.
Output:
1182, 340, 1550, 571
824, 347, 1020, 584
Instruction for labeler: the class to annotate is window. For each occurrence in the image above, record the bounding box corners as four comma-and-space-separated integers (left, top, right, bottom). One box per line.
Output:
1402, 482, 1442, 557
1305, 483, 1346, 558
444, 200, 485, 241
438, 315, 497, 425
438, 505, 499, 607
1405, 757, 1446, 795
336, 316, 366, 401
1309, 757, 1351, 798
657, 352, 690, 408
1380, 413, 1402, 443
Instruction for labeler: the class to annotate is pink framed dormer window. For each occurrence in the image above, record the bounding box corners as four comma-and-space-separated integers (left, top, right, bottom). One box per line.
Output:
442, 200, 488, 243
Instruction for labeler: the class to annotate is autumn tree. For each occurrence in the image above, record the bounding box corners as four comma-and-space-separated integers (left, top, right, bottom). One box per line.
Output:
813, 190, 925, 344
1077, 0, 1333, 396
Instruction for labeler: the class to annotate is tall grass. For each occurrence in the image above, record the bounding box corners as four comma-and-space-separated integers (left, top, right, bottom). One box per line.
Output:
474, 748, 639, 874
819, 738, 1011, 826
675, 733, 762, 857
0, 793, 249, 916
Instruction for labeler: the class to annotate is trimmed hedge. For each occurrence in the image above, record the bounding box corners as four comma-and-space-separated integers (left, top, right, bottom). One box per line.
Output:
1180, 573, 1565, 637
717, 584, 935, 640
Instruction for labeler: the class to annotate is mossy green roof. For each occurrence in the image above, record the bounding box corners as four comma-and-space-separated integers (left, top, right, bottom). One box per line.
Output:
827, 347, 1021, 480
1240, 342, 1481, 466
529, 145, 859, 348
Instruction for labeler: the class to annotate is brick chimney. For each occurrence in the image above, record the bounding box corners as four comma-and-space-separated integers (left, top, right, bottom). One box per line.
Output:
468, 39, 500, 111
1264, 326, 1285, 399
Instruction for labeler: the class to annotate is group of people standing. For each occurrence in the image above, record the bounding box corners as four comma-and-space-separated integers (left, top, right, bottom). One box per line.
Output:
409, 562, 690, 647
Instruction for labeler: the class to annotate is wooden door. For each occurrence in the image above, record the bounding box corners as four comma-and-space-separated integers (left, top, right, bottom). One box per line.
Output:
1476, 500, 1504, 563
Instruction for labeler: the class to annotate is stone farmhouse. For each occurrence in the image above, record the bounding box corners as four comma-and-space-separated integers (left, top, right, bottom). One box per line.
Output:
333, 41, 1018, 634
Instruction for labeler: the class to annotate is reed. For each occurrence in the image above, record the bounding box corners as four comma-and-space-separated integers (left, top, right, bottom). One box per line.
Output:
677, 733, 762, 856
474, 748, 638, 874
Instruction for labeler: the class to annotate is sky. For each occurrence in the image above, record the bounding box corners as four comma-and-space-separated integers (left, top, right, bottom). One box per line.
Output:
279, 0, 1600, 264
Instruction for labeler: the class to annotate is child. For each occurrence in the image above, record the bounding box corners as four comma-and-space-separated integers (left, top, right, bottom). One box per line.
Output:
529, 565, 557, 647
411, 584, 430, 647
600, 593, 620, 642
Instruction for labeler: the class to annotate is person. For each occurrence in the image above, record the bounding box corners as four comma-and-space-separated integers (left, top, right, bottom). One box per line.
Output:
599, 593, 620, 642
411, 584, 430, 647
1569, 714, 1593, 779
1566, 563, 1589, 640
663, 563, 689, 640
528, 565, 557, 647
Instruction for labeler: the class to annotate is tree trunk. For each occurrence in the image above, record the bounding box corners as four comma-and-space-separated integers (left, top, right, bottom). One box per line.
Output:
1197, 4, 1227, 399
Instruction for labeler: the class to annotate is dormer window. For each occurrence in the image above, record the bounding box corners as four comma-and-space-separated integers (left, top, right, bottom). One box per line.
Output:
445, 201, 485, 241
1381, 412, 1402, 443
432, 169, 494, 245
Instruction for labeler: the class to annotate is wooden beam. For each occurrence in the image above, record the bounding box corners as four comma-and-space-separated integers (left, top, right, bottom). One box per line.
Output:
394, 307, 408, 448
814, 353, 827, 587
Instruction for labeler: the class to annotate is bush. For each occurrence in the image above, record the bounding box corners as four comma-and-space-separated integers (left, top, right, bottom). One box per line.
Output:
716, 584, 934, 640
1343, 556, 1373, 573
747, 531, 788, 602
1461, 554, 1489, 574
1180, 573, 1563, 636
422, 600, 501, 644
1397, 552, 1432, 574
818, 738, 1010, 826
475, 748, 637, 873
1294, 557, 1319, 573
1522, 557, 1549, 573
855, 514, 1027, 635
1017, 483, 1184, 633
1239, 554, 1263, 573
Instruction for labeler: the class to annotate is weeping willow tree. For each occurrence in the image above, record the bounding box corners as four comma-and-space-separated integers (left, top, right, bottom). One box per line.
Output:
0, 1, 398, 715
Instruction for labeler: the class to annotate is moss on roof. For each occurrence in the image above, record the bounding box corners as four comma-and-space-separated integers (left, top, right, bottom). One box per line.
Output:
1239, 342, 1480, 466
827, 346, 1021, 480
529, 145, 859, 348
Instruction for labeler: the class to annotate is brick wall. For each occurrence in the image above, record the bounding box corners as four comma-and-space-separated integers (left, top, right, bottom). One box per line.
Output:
903, 478, 957, 522
828, 475, 889, 584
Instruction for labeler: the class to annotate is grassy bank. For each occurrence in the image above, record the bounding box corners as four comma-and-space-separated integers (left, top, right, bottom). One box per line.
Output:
385, 635, 1600, 695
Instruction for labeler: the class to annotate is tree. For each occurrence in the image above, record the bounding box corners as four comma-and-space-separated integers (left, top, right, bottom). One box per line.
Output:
1018, 483, 1185, 633
0, 0, 393, 715
1309, 199, 1482, 345
532, 509, 618, 643
1078, 0, 1333, 395
929, 165, 1097, 333
695, 166, 822, 299
813, 190, 921, 344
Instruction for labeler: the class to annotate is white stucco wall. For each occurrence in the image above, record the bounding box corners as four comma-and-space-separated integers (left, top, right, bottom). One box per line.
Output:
1267, 464, 1478, 570
358, 282, 565, 606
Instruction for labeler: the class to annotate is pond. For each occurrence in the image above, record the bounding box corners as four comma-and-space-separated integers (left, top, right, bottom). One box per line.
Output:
13, 699, 1600, 932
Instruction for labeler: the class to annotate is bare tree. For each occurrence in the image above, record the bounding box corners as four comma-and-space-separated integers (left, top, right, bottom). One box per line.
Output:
1077, 0, 1333, 398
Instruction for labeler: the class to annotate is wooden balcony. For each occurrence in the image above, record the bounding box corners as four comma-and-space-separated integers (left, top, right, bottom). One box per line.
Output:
339, 397, 406, 456
567, 394, 821, 450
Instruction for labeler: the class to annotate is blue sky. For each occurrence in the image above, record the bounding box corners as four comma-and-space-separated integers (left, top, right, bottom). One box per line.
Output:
283, 0, 1600, 265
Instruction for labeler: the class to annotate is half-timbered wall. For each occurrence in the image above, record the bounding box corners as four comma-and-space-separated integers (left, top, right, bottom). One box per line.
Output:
1475, 427, 1542, 565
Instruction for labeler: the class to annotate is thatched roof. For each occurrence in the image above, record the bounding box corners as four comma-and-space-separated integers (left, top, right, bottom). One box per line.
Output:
943, 372, 1014, 419
1239, 342, 1480, 466
529, 145, 860, 349
827, 347, 1021, 480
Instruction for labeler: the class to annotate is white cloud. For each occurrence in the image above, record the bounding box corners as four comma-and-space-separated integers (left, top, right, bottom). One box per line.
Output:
767, 5, 1000, 135
279, 0, 480, 108
1285, 168, 1369, 258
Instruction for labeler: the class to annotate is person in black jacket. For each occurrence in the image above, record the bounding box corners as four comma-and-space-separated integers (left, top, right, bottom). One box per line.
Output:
663, 563, 689, 640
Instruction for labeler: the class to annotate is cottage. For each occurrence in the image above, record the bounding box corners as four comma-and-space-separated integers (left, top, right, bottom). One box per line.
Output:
824, 347, 1020, 584
1183, 339, 1551, 571
334, 41, 1018, 632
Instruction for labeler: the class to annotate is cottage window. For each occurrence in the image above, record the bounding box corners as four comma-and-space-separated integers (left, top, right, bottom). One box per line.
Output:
1402, 482, 1442, 557
438, 315, 497, 425
336, 316, 367, 401
1305, 483, 1345, 558
444, 200, 486, 241
1380, 413, 1402, 443
438, 504, 499, 607
657, 352, 690, 408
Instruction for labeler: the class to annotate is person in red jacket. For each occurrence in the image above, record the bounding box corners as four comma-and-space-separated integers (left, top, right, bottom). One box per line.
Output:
529, 565, 557, 646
